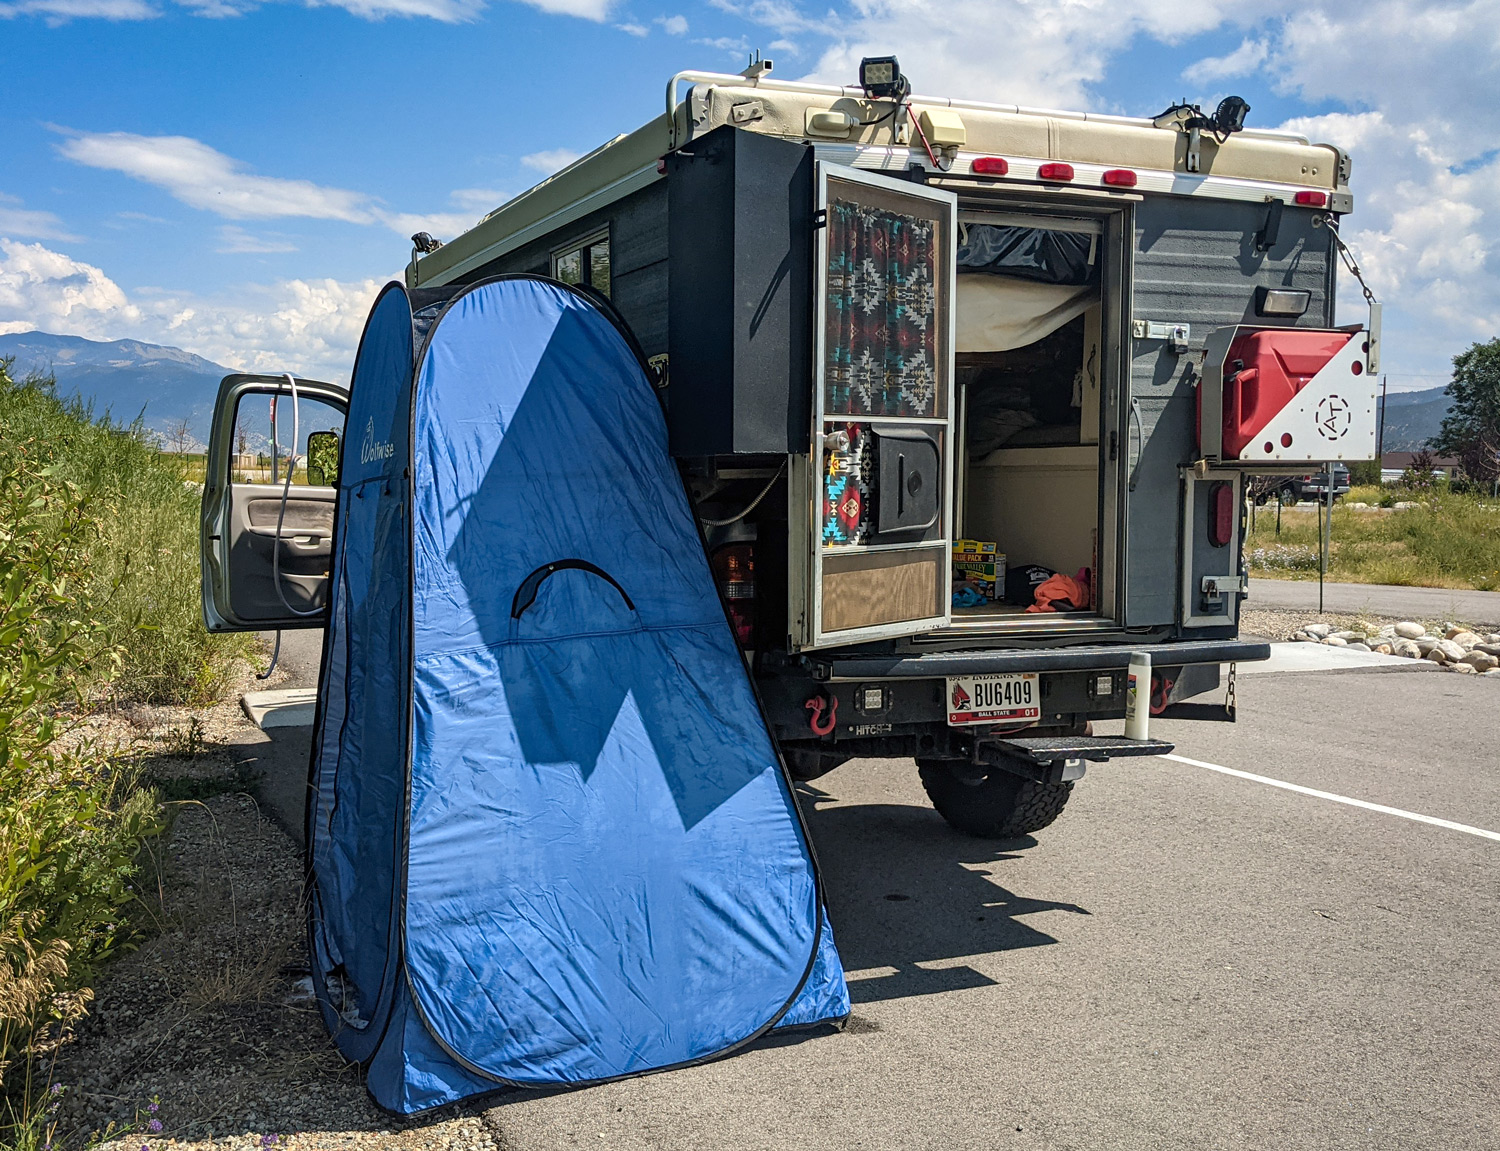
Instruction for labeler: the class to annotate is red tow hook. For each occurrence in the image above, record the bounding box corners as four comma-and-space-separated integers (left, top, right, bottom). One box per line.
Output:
1150, 675, 1175, 715
805, 693, 838, 736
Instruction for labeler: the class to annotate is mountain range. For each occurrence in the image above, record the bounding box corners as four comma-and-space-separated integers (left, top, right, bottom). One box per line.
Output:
0, 329, 1456, 454
0, 330, 234, 451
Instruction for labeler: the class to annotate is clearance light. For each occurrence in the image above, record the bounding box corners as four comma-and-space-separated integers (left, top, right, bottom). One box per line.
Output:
1102, 168, 1138, 187
972, 156, 1009, 175
1295, 190, 1329, 207
1038, 162, 1074, 181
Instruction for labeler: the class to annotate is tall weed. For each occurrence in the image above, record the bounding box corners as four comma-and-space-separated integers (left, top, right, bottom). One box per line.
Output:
0, 449, 164, 1141
0, 363, 253, 704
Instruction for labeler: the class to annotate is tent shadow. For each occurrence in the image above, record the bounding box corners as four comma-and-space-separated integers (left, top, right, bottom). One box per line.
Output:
794, 783, 1091, 1006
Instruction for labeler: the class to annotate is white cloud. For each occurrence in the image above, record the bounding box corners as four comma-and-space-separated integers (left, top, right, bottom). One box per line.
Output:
0, 0, 155, 20
0, 194, 79, 242
513, 0, 611, 17
656, 11, 685, 33
215, 225, 299, 254
521, 148, 584, 175
0, 238, 386, 379
58, 131, 377, 223
305, 0, 488, 20
55, 129, 492, 243
1183, 37, 1268, 84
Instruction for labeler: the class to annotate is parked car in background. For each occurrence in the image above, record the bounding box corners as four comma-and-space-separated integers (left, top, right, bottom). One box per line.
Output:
1253, 464, 1351, 503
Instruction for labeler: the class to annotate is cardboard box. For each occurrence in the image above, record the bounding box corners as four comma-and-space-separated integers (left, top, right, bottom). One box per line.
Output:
952, 541, 1006, 600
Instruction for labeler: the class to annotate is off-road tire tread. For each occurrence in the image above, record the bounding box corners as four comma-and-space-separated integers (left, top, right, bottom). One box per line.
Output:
916, 760, 1074, 839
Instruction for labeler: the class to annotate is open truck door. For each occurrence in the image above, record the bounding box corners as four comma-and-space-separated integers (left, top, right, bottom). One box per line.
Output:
200, 373, 349, 632
795, 163, 958, 648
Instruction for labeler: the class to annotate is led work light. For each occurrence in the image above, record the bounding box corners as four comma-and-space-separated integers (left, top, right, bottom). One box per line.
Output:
859, 56, 905, 99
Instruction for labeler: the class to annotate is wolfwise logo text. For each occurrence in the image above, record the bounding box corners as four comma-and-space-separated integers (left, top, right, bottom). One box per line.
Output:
361, 418, 395, 465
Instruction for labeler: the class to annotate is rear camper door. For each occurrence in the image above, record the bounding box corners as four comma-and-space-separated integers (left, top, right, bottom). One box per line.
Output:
201, 374, 349, 632
797, 164, 958, 649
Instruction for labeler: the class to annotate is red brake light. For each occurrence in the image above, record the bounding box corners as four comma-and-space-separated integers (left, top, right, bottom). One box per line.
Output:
972, 156, 1009, 175
1102, 168, 1137, 187
1037, 162, 1074, 181
1208, 482, 1235, 547
1294, 190, 1328, 207
710, 544, 756, 647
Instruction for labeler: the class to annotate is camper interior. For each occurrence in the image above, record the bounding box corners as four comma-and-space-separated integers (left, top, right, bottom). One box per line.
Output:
950, 210, 1114, 631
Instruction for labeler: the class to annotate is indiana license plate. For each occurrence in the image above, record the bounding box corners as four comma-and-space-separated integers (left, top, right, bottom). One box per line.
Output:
945, 672, 1040, 725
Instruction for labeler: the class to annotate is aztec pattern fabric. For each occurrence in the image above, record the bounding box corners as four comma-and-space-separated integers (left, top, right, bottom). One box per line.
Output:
306, 277, 849, 1115
822, 422, 874, 546
824, 198, 939, 418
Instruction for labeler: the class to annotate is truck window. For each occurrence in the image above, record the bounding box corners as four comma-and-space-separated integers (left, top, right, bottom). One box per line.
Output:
552, 230, 610, 298
230, 391, 346, 486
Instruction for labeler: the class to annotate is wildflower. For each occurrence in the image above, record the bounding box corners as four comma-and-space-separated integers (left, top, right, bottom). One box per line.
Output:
148, 1119, 163, 1133
261, 1135, 281, 1147
148, 1101, 160, 1113
50, 1083, 63, 1095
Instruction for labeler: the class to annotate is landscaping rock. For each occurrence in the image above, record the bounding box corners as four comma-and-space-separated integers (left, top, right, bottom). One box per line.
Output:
1415, 636, 1440, 654
1346, 642, 1371, 652
1394, 621, 1426, 639
1436, 638, 1467, 662
1488, 633, 1500, 646
1425, 649, 1449, 664
1323, 635, 1348, 646
1474, 643, 1500, 658
1332, 630, 1366, 642
1486, 668, 1500, 677
1392, 639, 1422, 659
1305, 623, 1333, 639
1460, 651, 1500, 672
1449, 630, 1482, 649
1377, 624, 1397, 638
1371, 642, 1393, 655
1451, 663, 1478, 674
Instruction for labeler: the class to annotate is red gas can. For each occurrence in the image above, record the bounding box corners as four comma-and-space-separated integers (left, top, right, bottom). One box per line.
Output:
1208, 329, 1354, 458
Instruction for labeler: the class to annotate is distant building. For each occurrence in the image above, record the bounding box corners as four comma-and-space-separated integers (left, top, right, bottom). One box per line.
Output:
1380, 451, 1461, 483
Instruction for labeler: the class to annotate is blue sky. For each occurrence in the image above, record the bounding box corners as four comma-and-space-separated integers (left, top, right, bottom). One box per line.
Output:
2, 0, 1497, 390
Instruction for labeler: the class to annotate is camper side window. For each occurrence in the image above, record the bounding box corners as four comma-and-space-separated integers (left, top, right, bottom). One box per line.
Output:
552, 230, 611, 298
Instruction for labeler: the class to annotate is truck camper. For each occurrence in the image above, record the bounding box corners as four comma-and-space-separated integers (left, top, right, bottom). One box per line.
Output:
201, 59, 1380, 841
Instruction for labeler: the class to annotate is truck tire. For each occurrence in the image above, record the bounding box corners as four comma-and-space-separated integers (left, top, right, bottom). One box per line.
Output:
916, 759, 1074, 839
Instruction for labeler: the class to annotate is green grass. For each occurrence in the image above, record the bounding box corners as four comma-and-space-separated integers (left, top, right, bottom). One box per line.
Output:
0, 365, 255, 705
1247, 489, 1500, 591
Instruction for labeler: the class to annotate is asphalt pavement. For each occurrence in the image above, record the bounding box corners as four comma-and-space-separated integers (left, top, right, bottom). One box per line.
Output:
236, 644, 1499, 1149
1248, 578, 1500, 626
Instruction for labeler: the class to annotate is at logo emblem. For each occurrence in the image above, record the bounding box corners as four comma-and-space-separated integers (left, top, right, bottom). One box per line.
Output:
1316, 394, 1351, 440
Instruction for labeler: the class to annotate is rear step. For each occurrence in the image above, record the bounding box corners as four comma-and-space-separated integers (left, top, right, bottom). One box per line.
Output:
982, 735, 1175, 785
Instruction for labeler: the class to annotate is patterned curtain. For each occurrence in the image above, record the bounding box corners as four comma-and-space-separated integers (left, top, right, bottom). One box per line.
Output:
824, 198, 939, 419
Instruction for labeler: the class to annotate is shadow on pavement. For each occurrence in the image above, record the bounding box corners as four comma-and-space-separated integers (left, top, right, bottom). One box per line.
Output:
798, 782, 1089, 1005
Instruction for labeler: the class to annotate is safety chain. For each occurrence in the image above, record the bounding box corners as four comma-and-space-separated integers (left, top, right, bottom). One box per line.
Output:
1226, 662, 1237, 716
1317, 214, 1378, 307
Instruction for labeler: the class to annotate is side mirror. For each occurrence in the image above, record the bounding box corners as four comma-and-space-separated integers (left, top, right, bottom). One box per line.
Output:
306, 429, 341, 487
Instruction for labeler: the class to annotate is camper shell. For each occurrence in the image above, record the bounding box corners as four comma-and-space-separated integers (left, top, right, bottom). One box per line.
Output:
203, 67, 1378, 839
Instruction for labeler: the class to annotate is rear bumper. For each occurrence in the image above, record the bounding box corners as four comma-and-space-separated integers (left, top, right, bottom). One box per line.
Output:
805, 638, 1269, 681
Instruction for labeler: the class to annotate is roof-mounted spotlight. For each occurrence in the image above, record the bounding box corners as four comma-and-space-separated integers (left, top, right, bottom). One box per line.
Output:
411, 232, 443, 255
859, 55, 908, 100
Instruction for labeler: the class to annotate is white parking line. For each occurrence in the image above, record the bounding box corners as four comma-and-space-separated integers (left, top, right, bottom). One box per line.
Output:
1163, 754, 1500, 842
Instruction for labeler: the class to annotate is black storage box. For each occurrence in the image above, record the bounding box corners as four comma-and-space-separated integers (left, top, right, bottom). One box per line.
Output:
665, 125, 814, 456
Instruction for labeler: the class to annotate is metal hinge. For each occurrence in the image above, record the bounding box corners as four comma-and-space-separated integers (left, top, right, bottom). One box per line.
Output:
1201, 575, 1246, 598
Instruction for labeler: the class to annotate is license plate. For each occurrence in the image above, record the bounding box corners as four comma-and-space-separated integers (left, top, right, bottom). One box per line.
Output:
946, 672, 1040, 725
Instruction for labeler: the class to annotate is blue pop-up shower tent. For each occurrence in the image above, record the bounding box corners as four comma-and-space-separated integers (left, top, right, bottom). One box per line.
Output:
305, 276, 849, 1114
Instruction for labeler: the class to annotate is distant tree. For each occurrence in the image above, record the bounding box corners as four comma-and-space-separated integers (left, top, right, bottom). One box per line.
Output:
1429, 337, 1500, 483
234, 413, 250, 456
1401, 447, 1436, 491
164, 416, 194, 454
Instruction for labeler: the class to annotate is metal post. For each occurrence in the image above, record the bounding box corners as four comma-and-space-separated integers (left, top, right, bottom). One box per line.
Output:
1319, 460, 1333, 613
1276, 494, 1282, 537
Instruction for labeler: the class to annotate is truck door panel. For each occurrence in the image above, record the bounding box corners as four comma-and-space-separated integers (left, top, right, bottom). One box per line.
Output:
201, 374, 350, 633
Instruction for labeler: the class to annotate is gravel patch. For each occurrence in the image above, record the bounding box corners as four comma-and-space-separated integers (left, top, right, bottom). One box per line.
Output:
47, 661, 514, 1151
